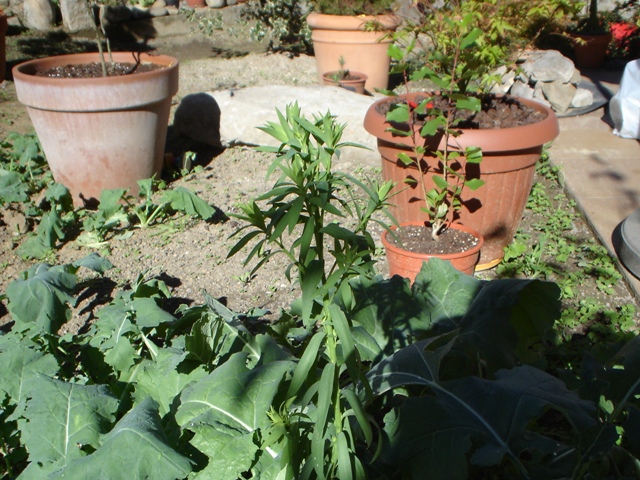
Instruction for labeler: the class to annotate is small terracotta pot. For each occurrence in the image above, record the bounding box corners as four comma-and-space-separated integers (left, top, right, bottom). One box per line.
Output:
364, 92, 559, 269
382, 222, 484, 282
306, 12, 400, 92
322, 70, 368, 95
187, 0, 207, 7
572, 32, 612, 69
13, 52, 179, 207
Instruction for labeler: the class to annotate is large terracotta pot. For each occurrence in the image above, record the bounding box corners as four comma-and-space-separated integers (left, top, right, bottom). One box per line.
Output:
572, 32, 612, 69
364, 93, 559, 269
13, 52, 179, 207
306, 11, 399, 92
0, 12, 7, 84
382, 222, 484, 282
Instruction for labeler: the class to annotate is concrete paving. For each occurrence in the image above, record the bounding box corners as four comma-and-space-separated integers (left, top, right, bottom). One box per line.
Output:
548, 67, 640, 299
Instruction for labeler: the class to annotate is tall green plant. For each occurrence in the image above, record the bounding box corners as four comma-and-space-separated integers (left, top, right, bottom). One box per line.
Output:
384, 13, 486, 240
229, 103, 394, 478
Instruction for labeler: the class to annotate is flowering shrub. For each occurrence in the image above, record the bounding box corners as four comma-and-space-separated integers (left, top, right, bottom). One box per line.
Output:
610, 21, 640, 58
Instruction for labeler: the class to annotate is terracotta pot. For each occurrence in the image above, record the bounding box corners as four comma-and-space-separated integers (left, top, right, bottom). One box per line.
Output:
306, 12, 399, 92
322, 70, 368, 95
382, 222, 484, 282
187, 0, 207, 7
364, 93, 559, 269
13, 52, 179, 207
0, 12, 7, 84
572, 32, 612, 69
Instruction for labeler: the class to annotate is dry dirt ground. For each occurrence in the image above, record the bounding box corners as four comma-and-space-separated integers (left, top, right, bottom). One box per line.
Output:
0, 7, 638, 331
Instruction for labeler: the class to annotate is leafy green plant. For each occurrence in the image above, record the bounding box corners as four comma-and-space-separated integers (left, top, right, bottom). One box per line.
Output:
229, 103, 395, 477
384, 13, 485, 240
242, 0, 312, 54
1, 133, 216, 259
4, 249, 640, 478
310, 0, 396, 16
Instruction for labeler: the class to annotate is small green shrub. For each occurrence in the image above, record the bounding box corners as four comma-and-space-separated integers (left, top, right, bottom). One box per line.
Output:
310, 0, 396, 16
242, 0, 312, 54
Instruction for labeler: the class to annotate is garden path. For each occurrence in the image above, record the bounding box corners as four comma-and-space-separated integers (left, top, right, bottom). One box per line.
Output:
549, 68, 640, 298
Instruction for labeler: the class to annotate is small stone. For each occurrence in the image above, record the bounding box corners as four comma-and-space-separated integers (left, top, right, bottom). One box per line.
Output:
153, 0, 166, 6
206, 0, 226, 7
541, 80, 577, 113
510, 81, 535, 100
570, 88, 594, 108
23, 0, 54, 30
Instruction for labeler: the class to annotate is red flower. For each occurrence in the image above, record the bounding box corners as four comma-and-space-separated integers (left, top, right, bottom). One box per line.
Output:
407, 100, 419, 110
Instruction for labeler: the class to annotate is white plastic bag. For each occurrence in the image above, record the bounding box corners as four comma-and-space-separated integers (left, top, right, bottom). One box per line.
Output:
610, 59, 640, 139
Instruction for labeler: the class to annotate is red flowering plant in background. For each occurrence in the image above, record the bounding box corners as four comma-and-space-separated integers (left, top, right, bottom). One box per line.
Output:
610, 20, 640, 58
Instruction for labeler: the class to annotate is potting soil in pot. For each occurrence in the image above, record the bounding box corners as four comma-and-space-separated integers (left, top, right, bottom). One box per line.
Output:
388, 224, 480, 255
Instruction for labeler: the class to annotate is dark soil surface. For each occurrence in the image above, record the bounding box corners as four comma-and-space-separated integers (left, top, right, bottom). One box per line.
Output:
387, 224, 479, 255
377, 93, 546, 129
36, 61, 165, 78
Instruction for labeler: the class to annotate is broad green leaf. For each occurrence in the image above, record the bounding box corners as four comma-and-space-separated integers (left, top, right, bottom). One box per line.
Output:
21, 377, 118, 469
432, 175, 449, 191
412, 258, 483, 329
49, 397, 192, 480
0, 170, 29, 204
381, 365, 597, 479
71, 252, 114, 274
133, 348, 207, 416
385, 104, 409, 123
131, 297, 176, 328
177, 353, 293, 480
5, 263, 77, 334
420, 118, 442, 137
163, 186, 215, 220
18, 210, 66, 260
455, 278, 560, 373
0, 339, 58, 415
347, 275, 420, 360
464, 178, 485, 191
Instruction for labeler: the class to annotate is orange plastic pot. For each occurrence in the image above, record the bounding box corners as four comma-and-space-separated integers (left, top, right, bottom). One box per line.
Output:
306, 12, 399, 92
364, 93, 559, 269
13, 52, 179, 207
382, 222, 484, 282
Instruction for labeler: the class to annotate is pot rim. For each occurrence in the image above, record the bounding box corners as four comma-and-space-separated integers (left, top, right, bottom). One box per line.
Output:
306, 11, 400, 31
13, 52, 180, 111
363, 92, 560, 153
12, 52, 179, 85
381, 221, 484, 261
321, 70, 368, 81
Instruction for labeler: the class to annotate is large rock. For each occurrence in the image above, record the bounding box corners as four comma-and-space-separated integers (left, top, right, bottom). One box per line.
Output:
173, 85, 383, 166
541, 80, 577, 113
23, 0, 54, 30
524, 50, 575, 84
60, 0, 95, 32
